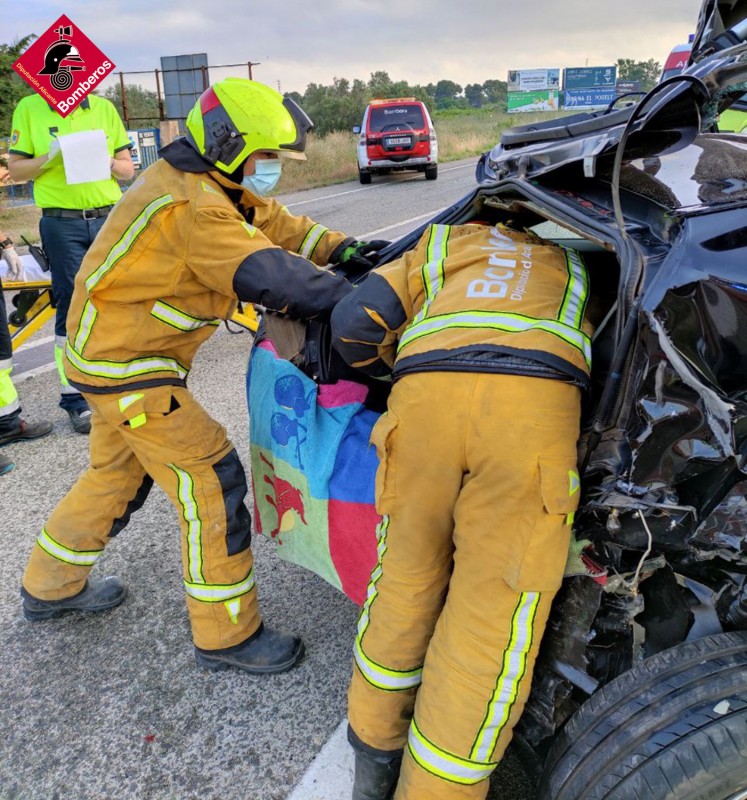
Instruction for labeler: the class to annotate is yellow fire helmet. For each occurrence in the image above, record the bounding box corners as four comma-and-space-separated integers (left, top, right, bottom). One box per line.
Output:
185, 77, 313, 174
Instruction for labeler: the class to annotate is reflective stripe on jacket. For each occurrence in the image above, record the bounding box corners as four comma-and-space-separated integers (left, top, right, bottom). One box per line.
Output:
65, 156, 352, 394
330, 223, 593, 385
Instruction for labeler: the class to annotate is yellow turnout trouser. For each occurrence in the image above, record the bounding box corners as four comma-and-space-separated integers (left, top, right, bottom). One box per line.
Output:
0, 359, 19, 420
348, 371, 581, 800
22, 384, 261, 650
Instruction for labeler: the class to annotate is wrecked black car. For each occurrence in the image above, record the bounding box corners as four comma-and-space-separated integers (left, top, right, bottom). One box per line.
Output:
361, 3, 747, 798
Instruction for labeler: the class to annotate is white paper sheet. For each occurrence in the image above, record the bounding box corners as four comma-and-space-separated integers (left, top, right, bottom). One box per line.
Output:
58, 130, 110, 185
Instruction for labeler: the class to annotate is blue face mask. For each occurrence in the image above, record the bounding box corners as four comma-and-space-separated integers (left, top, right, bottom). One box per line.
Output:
241, 159, 282, 196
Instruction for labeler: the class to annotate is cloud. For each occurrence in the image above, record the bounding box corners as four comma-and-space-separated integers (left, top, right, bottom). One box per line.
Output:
6, 0, 703, 95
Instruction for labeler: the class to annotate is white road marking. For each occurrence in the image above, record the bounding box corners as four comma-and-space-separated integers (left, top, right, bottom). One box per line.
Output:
15, 334, 55, 352
284, 162, 474, 209
286, 187, 378, 207
360, 208, 448, 239
287, 718, 353, 800
14, 362, 58, 383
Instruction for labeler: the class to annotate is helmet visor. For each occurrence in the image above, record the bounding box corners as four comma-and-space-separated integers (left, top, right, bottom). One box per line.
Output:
279, 97, 314, 155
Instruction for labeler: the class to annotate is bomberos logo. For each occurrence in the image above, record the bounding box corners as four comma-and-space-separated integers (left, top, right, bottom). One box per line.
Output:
12, 14, 116, 118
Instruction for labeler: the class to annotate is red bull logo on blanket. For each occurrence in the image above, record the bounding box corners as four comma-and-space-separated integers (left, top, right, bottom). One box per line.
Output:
247, 339, 382, 605
258, 453, 307, 542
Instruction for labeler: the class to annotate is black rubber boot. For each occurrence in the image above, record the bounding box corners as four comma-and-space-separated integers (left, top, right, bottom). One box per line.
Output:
194, 623, 305, 675
0, 418, 54, 447
352, 749, 403, 800
21, 577, 127, 621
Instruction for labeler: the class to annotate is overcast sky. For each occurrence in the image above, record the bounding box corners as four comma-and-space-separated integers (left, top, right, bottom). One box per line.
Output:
7, 0, 703, 96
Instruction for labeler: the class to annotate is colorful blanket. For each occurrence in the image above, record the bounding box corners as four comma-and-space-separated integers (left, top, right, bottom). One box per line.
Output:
246, 339, 382, 605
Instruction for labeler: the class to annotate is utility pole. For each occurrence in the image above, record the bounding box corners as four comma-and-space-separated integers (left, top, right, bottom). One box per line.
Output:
119, 72, 129, 126
276, 80, 281, 93
247, 61, 261, 80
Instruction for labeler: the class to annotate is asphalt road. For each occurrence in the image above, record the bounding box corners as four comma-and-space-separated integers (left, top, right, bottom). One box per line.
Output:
1, 161, 535, 800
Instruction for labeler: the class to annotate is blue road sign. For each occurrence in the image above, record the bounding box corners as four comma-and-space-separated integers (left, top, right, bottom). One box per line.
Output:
563, 66, 617, 90
562, 87, 617, 110
616, 80, 641, 95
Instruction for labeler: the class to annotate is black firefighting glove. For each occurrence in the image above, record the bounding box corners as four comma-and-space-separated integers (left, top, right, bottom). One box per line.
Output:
332, 239, 391, 274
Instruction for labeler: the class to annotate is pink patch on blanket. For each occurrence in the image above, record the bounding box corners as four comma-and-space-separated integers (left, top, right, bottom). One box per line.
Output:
318, 380, 369, 408
257, 339, 278, 355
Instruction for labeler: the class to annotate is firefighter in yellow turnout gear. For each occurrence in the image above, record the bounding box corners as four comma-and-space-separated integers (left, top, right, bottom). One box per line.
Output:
20, 79, 386, 674
330, 222, 592, 799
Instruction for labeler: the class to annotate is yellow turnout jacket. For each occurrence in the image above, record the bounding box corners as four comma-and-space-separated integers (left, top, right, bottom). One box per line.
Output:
65, 139, 353, 394
331, 223, 593, 386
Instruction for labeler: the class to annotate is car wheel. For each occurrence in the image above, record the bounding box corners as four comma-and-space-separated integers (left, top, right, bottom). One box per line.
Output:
425, 165, 438, 180
536, 631, 747, 800
359, 169, 372, 185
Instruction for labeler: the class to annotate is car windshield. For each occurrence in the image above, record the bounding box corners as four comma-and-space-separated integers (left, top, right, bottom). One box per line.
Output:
369, 105, 425, 133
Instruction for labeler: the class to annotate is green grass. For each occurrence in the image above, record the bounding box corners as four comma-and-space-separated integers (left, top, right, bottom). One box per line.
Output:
435, 109, 560, 160
278, 131, 360, 193
0, 202, 41, 245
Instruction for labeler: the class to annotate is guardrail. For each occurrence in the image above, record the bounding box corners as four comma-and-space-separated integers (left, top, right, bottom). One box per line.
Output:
0, 182, 34, 207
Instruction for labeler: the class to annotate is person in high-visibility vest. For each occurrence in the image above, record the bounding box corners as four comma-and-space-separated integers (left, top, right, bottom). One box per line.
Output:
7, 93, 135, 434
19, 78, 386, 675
0, 227, 53, 475
330, 222, 592, 800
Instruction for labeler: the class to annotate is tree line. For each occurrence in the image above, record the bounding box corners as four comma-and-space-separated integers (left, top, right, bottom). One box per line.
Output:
91, 72, 511, 134
284, 72, 511, 136
1, 35, 37, 137
99, 59, 662, 136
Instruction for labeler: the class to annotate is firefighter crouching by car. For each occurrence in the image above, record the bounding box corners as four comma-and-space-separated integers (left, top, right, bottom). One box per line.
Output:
330, 222, 592, 800
19, 78, 387, 675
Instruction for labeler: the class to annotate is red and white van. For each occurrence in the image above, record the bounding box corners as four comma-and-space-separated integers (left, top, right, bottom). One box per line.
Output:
353, 98, 438, 184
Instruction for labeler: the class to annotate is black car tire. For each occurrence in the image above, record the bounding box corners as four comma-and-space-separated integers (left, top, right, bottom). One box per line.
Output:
425, 164, 438, 180
536, 631, 747, 800
359, 169, 372, 185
